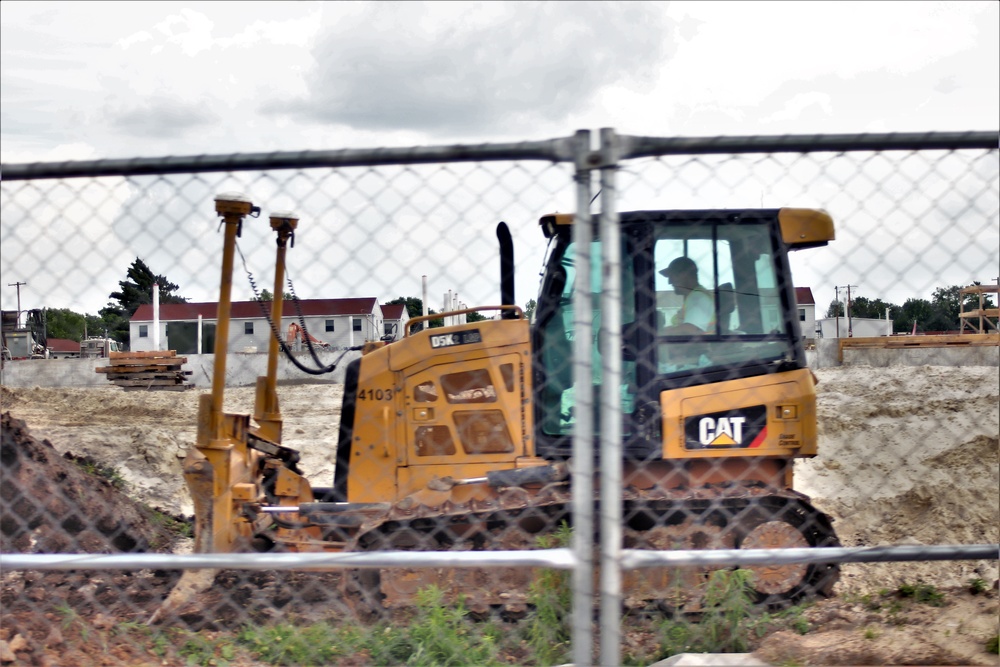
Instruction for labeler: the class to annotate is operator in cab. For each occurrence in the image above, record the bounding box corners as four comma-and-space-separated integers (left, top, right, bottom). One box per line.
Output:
658, 256, 714, 373
660, 256, 714, 334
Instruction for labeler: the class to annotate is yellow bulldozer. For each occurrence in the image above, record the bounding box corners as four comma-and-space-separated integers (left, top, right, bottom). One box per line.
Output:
183, 193, 840, 617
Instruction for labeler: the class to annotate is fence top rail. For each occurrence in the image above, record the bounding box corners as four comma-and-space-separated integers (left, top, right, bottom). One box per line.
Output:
0, 135, 579, 181
619, 130, 999, 159
3, 130, 997, 182
2, 544, 995, 572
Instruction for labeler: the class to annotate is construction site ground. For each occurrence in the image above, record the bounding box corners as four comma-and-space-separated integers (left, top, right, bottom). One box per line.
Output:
1, 364, 998, 666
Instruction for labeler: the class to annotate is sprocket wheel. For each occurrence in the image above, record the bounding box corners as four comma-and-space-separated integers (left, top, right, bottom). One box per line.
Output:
740, 520, 809, 595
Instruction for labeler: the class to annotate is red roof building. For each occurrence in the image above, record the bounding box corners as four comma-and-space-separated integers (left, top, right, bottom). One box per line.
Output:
380, 303, 411, 341
45, 338, 81, 359
129, 298, 383, 354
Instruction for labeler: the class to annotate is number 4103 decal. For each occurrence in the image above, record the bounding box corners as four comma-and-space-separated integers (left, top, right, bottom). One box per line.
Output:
358, 388, 393, 400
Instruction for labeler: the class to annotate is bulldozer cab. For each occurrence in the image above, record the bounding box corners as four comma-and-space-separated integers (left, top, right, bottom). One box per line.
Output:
533, 208, 833, 460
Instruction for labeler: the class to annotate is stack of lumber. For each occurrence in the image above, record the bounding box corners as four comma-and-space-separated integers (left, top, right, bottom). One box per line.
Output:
96, 351, 193, 391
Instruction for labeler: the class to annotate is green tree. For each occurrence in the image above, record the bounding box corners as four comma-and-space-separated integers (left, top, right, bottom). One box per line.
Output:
929, 284, 996, 330
962, 287, 996, 310
845, 295, 909, 332
848, 296, 896, 320
930, 285, 962, 330
101, 258, 188, 345
893, 301, 912, 333
43, 308, 86, 341
253, 289, 295, 302
385, 296, 492, 325
897, 297, 934, 333
43, 308, 109, 342
386, 297, 443, 329
821, 284, 994, 334
897, 285, 995, 333
959, 286, 997, 330
387, 296, 431, 319
524, 298, 537, 322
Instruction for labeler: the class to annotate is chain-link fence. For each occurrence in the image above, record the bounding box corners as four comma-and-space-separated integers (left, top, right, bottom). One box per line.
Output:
1, 130, 998, 666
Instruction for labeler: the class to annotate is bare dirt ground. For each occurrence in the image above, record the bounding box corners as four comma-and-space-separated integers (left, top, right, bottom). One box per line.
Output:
1, 365, 998, 665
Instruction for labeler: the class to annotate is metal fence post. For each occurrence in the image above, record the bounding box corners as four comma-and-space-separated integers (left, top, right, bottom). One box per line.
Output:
598, 127, 623, 667
571, 128, 596, 667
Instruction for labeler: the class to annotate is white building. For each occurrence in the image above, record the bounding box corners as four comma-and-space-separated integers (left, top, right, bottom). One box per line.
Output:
815, 316, 894, 338
129, 298, 384, 354
381, 303, 411, 342
794, 287, 817, 341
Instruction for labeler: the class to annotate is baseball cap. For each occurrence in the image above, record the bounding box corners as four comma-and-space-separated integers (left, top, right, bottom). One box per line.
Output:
660, 256, 697, 277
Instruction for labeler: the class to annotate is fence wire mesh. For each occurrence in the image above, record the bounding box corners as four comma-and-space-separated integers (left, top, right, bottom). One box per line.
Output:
1, 131, 998, 666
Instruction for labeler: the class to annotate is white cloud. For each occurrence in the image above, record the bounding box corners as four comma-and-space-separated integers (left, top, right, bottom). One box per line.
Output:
153, 9, 215, 57
274, 1, 673, 136
108, 97, 219, 138
1, 0, 996, 315
651, 1, 997, 134
3, 1, 995, 159
760, 92, 834, 124
0, 142, 98, 164
1, 2, 325, 160
116, 30, 154, 50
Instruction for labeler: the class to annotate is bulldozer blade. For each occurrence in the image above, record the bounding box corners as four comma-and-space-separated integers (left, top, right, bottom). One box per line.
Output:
183, 447, 217, 553
146, 568, 219, 626
147, 447, 220, 625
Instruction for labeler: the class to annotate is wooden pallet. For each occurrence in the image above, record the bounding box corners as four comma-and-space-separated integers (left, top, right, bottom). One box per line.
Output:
96, 351, 194, 390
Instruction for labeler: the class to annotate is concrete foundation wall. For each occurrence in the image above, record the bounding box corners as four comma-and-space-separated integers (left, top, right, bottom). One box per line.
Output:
808, 339, 999, 369
3, 345, 994, 389
841, 345, 999, 367
0, 350, 360, 390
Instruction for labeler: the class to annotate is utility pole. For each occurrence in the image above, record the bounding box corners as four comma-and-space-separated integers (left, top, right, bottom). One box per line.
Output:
7, 281, 26, 327
834, 286, 840, 338
834, 284, 859, 337
845, 284, 859, 337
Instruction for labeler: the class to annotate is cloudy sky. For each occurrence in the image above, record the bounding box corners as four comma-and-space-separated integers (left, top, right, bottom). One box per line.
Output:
2, 1, 998, 315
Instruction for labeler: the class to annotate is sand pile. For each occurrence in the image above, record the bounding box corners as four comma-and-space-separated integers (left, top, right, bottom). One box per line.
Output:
796, 365, 999, 592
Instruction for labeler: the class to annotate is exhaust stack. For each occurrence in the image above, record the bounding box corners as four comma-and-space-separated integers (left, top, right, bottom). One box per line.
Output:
497, 222, 515, 318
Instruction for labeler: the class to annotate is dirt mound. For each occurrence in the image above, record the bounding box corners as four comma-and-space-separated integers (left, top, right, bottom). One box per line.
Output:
0, 384, 343, 516
1, 411, 186, 664
795, 365, 1000, 596
0, 411, 346, 664
0, 412, 180, 555
755, 587, 1000, 666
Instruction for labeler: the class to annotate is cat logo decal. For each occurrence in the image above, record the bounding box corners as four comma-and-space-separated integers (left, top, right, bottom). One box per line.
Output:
685, 406, 767, 449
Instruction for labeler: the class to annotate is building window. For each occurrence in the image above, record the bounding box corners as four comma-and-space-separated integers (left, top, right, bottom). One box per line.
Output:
798, 308, 806, 322
325, 319, 335, 332
139, 325, 148, 338
245, 322, 254, 335
384, 323, 393, 336
353, 317, 362, 332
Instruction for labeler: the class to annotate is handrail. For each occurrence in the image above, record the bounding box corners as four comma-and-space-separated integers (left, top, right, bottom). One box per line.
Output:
404, 305, 524, 337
